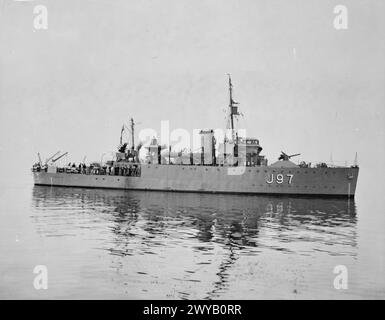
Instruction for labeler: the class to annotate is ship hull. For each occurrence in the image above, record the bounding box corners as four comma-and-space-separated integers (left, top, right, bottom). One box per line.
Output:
32, 165, 359, 197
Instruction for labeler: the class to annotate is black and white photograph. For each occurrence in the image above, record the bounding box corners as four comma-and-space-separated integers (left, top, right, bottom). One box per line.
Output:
0, 0, 384, 306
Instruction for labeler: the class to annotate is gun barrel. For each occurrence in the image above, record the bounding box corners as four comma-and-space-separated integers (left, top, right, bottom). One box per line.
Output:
289, 153, 301, 158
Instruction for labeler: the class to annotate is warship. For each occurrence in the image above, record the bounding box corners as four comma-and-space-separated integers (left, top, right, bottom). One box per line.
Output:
32, 76, 359, 197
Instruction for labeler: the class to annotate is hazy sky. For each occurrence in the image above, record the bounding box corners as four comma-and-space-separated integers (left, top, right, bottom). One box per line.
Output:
0, 0, 384, 175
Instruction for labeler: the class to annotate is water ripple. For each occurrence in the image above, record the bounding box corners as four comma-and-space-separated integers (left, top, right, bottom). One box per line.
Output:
29, 186, 359, 299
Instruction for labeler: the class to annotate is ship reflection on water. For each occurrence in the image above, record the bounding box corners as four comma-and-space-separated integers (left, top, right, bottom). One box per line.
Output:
31, 186, 357, 299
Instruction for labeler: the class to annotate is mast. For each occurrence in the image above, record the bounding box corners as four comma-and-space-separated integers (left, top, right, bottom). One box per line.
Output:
228, 74, 235, 135
130, 117, 135, 151
120, 124, 124, 145
227, 74, 239, 143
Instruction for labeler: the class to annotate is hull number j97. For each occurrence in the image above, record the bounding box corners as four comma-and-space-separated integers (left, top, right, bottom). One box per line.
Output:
266, 174, 294, 184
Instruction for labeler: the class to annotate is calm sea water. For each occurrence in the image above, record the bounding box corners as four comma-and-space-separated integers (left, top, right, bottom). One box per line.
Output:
0, 173, 384, 299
